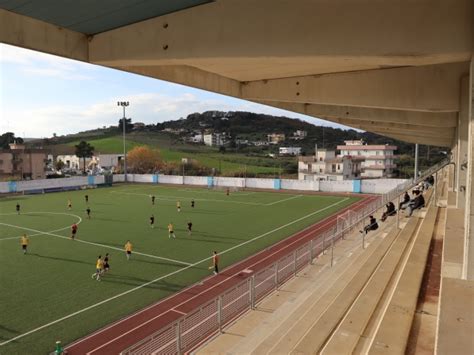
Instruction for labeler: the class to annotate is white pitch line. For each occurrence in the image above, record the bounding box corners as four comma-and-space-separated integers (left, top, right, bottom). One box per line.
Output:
0, 212, 83, 241
110, 191, 264, 206
111, 190, 306, 207
0, 198, 350, 347
83, 198, 352, 354
264, 194, 302, 206
0, 222, 192, 267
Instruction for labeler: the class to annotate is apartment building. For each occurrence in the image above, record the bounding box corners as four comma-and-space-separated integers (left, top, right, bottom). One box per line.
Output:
0, 143, 47, 180
298, 149, 363, 181
337, 140, 397, 178
203, 132, 227, 147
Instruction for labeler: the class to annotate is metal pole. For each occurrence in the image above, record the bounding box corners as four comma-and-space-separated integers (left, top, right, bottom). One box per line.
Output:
434, 170, 438, 205
331, 235, 335, 267
217, 296, 222, 333
414, 143, 419, 182
250, 275, 255, 309
322, 233, 326, 254
293, 250, 297, 276
118, 101, 129, 182
310, 240, 314, 264
274, 262, 279, 289
397, 194, 401, 229
123, 105, 127, 182
176, 320, 181, 354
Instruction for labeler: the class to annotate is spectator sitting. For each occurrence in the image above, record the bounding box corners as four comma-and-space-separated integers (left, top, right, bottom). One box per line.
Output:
406, 190, 425, 217
423, 176, 432, 190
361, 215, 379, 234
381, 202, 396, 222
399, 192, 410, 210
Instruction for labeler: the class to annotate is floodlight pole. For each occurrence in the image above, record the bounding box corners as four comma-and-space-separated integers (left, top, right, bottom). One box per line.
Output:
118, 101, 129, 181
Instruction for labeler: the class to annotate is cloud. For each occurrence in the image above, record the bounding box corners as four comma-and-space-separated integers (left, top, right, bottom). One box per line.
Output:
2, 91, 349, 138
0, 43, 93, 80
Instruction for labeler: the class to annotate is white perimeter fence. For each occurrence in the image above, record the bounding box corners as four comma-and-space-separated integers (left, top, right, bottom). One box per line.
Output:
117, 160, 448, 354
0, 173, 409, 195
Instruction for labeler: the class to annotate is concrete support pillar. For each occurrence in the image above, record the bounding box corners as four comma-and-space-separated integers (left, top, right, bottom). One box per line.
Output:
457, 76, 470, 207
464, 58, 474, 280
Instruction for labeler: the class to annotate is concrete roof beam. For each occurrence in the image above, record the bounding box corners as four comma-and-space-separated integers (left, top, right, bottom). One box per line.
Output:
243, 63, 469, 112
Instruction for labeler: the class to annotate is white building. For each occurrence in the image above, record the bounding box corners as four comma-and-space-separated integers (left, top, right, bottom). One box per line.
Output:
204, 132, 227, 147
337, 140, 397, 178
267, 133, 286, 144
292, 130, 307, 140
97, 154, 124, 169
188, 134, 203, 143
57, 155, 82, 170
279, 147, 302, 156
298, 149, 364, 181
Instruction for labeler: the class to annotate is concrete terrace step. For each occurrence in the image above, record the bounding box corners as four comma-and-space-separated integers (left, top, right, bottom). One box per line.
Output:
442, 208, 465, 278
320, 216, 420, 355
368, 202, 439, 354
248, 229, 391, 355
436, 277, 474, 355
289, 226, 404, 354
197, 220, 395, 355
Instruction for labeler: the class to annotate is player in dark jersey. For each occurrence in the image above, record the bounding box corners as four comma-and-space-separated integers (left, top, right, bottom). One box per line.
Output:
85, 194, 89, 203
71, 223, 78, 240
187, 221, 193, 236
151, 195, 155, 205
86, 207, 91, 219
103, 253, 110, 273
150, 214, 155, 228
16, 203, 20, 215
191, 199, 195, 208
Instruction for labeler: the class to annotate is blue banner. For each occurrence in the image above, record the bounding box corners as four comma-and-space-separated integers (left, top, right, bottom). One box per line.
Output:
353, 179, 361, 193
273, 179, 281, 190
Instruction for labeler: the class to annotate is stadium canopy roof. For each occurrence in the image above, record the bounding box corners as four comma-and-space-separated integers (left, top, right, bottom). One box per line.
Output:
1, 0, 472, 147
0, 0, 212, 34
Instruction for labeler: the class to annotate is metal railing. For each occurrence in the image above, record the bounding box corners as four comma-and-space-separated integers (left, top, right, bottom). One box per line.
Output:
120, 160, 450, 355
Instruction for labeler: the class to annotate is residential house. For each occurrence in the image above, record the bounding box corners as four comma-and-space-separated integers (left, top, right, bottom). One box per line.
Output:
0, 143, 47, 180
337, 140, 397, 178
298, 149, 364, 181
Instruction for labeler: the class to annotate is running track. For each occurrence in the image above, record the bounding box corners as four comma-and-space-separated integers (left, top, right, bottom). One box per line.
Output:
66, 195, 377, 354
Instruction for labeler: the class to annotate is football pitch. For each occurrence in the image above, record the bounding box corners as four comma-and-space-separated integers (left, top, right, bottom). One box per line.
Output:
0, 184, 359, 354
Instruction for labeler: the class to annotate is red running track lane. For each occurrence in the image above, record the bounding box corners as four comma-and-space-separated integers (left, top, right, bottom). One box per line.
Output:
66, 195, 377, 354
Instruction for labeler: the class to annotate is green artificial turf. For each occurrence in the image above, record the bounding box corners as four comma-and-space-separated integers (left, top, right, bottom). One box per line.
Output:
0, 184, 358, 354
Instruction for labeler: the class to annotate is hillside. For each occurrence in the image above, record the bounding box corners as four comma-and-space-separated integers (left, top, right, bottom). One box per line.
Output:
34, 110, 447, 178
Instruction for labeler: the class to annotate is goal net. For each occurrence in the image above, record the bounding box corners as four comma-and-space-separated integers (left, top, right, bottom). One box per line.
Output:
209, 185, 241, 192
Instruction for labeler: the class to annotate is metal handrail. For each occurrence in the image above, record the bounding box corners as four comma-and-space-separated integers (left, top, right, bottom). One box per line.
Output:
119, 160, 450, 355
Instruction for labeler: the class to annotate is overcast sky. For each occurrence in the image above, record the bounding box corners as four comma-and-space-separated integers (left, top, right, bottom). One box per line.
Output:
0, 43, 348, 138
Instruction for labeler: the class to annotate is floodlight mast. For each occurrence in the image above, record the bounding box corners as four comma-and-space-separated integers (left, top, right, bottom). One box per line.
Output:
117, 101, 129, 181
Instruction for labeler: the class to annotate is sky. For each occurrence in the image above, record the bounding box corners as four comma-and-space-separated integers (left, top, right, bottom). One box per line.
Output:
0, 43, 348, 138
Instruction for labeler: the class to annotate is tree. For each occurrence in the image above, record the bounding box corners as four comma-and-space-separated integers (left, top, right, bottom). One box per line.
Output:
55, 160, 65, 171
127, 146, 162, 173
118, 118, 133, 133
0, 132, 23, 149
75, 141, 95, 174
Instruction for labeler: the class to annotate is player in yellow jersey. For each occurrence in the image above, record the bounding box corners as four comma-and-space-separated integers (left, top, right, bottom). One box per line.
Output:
124, 240, 133, 260
176, 201, 181, 212
67, 199, 72, 210
168, 223, 176, 239
20, 234, 29, 254
91, 255, 103, 281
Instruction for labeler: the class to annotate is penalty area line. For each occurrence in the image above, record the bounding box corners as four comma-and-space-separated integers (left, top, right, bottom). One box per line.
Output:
0, 222, 192, 267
